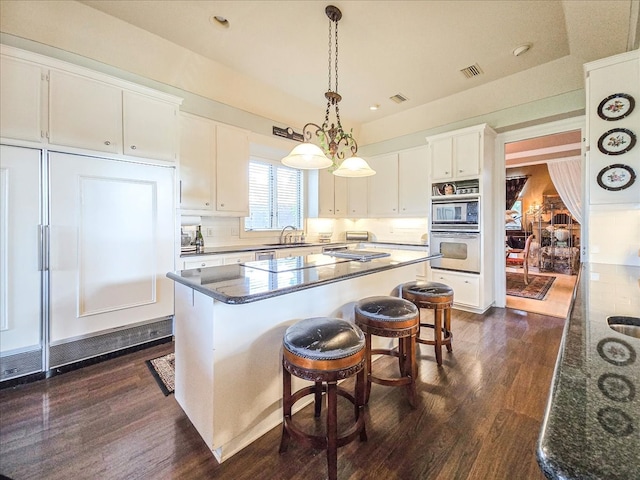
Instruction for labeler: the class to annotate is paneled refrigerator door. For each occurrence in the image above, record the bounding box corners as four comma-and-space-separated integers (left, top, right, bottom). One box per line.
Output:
48, 152, 175, 367
0, 145, 43, 381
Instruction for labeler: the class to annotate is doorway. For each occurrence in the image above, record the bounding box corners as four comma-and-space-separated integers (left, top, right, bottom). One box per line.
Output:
494, 117, 585, 314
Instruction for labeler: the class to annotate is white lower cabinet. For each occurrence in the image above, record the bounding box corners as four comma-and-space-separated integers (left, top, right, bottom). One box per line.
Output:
223, 252, 255, 265
184, 257, 225, 270
430, 270, 480, 308
276, 246, 323, 258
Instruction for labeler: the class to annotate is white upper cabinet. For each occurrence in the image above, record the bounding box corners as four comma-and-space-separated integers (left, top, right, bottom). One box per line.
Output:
49, 69, 122, 154
367, 147, 428, 217
318, 168, 347, 217
347, 177, 368, 217
1, 45, 182, 162
368, 153, 399, 216
0, 56, 45, 143
179, 112, 214, 210
123, 91, 178, 162
429, 129, 481, 180
178, 116, 250, 216
215, 123, 250, 216
398, 147, 429, 215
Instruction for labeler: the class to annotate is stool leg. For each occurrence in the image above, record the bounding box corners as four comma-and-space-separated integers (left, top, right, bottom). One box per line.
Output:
314, 381, 323, 418
445, 307, 453, 353
326, 381, 338, 480
279, 364, 292, 453
355, 368, 368, 442
398, 336, 406, 375
406, 334, 417, 408
363, 333, 372, 404
434, 307, 443, 366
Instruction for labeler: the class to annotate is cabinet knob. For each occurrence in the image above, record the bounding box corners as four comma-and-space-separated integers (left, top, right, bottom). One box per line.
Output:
104, 140, 111, 146
205, 202, 210, 206
201, 263, 206, 267
130, 145, 137, 150
458, 169, 463, 172
220, 203, 225, 207
444, 171, 449, 175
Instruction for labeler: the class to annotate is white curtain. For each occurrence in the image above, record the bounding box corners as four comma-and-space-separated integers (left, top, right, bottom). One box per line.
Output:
547, 158, 582, 224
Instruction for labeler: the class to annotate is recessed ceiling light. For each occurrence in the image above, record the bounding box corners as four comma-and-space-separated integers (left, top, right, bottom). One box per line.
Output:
513, 43, 532, 57
210, 15, 229, 28
369, 104, 380, 111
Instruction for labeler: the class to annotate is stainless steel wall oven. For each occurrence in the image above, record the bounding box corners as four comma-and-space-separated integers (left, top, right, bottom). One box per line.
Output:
429, 231, 481, 273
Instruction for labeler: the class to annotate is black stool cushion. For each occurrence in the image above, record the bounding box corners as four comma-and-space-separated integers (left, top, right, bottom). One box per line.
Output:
283, 317, 365, 361
355, 296, 418, 322
401, 281, 453, 297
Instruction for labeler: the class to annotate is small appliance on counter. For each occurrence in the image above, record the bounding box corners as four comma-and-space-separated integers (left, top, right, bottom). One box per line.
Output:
180, 216, 202, 254
345, 231, 369, 241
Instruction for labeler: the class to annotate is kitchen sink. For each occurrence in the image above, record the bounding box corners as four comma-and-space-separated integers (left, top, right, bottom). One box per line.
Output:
608, 316, 640, 339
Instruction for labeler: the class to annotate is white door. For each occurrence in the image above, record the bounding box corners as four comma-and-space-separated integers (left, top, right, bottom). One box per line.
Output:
48, 152, 175, 343
0, 146, 42, 376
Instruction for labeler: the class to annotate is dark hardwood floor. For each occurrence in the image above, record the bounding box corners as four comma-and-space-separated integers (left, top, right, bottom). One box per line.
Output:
0, 307, 564, 480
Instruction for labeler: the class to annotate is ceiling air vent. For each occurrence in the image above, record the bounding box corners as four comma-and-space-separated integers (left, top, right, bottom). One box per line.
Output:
460, 63, 483, 78
389, 93, 409, 104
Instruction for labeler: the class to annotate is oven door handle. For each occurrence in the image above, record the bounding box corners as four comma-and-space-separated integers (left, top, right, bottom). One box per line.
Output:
431, 232, 479, 239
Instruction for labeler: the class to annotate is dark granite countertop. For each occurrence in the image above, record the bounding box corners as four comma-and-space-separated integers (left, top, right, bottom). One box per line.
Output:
168, 248, 439, 304
537, 263, 640, 480
179, 241, 429, 257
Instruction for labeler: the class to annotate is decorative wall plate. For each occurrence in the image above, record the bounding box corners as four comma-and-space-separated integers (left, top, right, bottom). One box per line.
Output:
596, 164, 636, 191
598, 128, 636, 155
597, 93, 635, 121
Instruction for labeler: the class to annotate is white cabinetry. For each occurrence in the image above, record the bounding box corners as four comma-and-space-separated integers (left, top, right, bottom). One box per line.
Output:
430, 270, 480, 308
48, 152, 175, 346
216, 124, 250, 216
347, 177, 368, 217
276, 246, 323, 258
178, 115, 250, 216
122, 90, 178, 162
368, 154, 398, 216
179, 113, 214, 210
49, 69, 122, 154
0, 56, 45, 143
368, 147, 429, 217
427, 124, 496, 313
182, 252, 255, 269
429, 128, 481, 180
0, 146, 43, 381
1, 45, 181, 162
318, 168, 348, 217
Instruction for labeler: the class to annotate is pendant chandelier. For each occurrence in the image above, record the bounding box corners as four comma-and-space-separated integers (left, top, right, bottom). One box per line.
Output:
281, 5, 375, 177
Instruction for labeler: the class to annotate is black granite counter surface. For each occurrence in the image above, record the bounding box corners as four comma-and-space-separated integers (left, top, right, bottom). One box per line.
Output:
537, 263, 640, 480
168, 248, 439, 304
179, 241, 429, 257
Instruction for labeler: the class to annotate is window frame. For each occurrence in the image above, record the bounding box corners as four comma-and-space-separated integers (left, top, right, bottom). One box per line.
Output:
240, 156, 305, 238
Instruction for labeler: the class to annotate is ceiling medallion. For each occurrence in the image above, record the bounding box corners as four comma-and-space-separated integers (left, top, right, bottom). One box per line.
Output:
282, 5, 375, 177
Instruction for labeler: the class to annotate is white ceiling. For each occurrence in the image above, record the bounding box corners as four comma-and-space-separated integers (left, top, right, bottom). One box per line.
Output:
77, 0, 639, 126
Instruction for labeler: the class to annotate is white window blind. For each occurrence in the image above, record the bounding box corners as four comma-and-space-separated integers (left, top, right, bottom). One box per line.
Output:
245, 160, 303, 230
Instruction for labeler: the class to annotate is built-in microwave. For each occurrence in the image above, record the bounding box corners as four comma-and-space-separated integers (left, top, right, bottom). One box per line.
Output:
431, 197, 480, 231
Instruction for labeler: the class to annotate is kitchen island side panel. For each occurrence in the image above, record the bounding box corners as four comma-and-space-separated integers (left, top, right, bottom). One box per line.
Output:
174, 263, 417, 463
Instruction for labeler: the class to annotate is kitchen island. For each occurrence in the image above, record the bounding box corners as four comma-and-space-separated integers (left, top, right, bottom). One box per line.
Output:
167, 248, 439, 463
537, 263, 640, 480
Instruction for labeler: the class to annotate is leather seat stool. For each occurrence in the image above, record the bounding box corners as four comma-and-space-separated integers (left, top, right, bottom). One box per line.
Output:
279, 317, 367, 480
400, 281, 454, 366
354, 296, 420, 407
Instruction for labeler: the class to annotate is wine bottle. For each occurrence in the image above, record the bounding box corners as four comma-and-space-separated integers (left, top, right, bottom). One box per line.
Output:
195, 226, 204, 253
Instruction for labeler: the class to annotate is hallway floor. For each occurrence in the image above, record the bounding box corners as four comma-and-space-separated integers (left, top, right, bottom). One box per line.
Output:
505, 266, 578, 318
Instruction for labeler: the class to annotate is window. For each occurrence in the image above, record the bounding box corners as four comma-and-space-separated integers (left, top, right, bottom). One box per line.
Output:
244, 160, 303, 230
505, 199, 523, 230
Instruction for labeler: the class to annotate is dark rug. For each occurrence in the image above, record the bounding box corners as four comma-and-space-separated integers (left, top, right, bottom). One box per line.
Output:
146, 353, 175, 396
506, 272, 556, 300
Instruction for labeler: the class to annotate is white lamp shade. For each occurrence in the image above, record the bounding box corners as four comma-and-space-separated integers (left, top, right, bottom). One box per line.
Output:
282, 143, 333, 169
332, 156, 376, 177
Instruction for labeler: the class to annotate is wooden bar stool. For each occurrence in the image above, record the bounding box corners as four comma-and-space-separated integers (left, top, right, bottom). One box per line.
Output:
400, 281, 454, 366
279, 317, 367, 480
354, 296, 420, 407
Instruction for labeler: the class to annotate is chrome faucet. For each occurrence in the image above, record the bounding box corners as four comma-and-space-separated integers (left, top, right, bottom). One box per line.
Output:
279, 225, 297, 244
